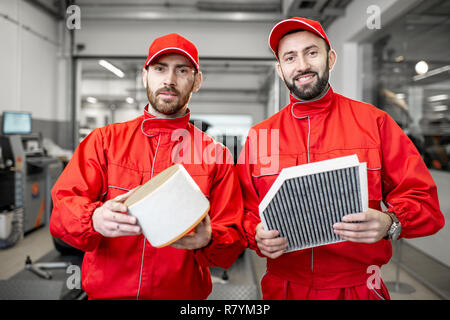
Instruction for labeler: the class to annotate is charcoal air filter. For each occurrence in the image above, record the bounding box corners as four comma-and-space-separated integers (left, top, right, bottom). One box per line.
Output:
259, 155, 368, 253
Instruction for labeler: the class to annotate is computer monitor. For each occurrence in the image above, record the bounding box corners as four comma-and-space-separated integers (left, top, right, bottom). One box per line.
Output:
1, 111, 32, 135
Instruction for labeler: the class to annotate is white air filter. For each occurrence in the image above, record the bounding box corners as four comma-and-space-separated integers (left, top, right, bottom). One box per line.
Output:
125, 164, 210, 248
259, 155, 368, 253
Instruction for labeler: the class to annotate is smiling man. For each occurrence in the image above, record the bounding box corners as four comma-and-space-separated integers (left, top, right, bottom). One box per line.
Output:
237, 17, 444, 300
50, 33, 246, 299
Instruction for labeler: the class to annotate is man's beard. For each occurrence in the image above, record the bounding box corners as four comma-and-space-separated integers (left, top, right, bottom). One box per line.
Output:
146, 85, 192, 115
283, 58, 330, 101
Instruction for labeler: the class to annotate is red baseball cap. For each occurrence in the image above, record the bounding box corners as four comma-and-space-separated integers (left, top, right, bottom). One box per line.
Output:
144, 33, 199, 71
268, 17, 331, 58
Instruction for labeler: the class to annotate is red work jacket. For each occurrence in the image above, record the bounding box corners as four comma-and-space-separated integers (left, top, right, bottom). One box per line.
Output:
237, 86, 445, 294
50, 107, 246, 299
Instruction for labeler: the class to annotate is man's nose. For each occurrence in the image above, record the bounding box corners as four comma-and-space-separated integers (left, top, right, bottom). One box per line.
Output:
295, 57, 311, 73
163, 70, 177, 86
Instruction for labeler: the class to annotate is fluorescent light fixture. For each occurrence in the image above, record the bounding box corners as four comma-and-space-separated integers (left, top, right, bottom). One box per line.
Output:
428, 94, 448, 102
86, 96, 97, 103
126, 97, 135, 104
98, 59, 125, 78
415, 60, 429, 75
433, 105, 448, 112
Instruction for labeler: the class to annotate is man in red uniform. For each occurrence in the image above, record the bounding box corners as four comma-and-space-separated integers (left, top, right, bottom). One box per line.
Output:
50, 33, 246, 299
237, 17, 445, 300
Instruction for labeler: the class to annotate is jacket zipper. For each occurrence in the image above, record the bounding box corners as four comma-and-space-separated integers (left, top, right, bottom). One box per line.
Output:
306, 116, 313, 272
291, 111, 313, 271
136, 133, 161, 300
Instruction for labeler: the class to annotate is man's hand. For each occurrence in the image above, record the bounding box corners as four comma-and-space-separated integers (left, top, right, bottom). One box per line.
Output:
92, 189, 141, 237
171, 214, 212, 250
333, 208, 392, 243
255, 223, 288, 259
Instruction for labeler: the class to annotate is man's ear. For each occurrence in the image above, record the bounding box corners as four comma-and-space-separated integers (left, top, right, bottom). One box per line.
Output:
192, 71, 203, 93
328, 49, 337, 71
276, 62, 284, 80
142, 68, 148, 88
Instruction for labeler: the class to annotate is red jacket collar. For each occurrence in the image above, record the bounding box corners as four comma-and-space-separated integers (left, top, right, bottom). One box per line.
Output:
290, 85, 335, 117
141, 104, 191, 136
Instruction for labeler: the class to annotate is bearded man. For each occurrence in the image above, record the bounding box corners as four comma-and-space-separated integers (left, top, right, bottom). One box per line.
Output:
236, 17, 444, 300
50, 33, 246, 299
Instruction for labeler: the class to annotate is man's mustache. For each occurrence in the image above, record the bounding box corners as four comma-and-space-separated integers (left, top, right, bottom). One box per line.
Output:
156, 87, 180, 96
293, 71, 318, 81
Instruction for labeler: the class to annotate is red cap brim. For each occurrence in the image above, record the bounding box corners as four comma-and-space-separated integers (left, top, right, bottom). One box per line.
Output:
144, 47, 199, 71
269, 18, 331, 58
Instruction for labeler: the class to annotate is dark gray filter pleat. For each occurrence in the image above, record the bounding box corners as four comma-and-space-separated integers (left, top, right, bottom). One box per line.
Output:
284, 180, 302, 247
354, 166, 363, 211
339, 169, 349, 214
319, 172, 336, 242
337, 170, 348, 214
327, 170, 340, 240
313, 174, 327, 244
299, 177, 316, 245
271, 195, 286, 236
287, 179, 308, 246
293, 177, 312, 245
343, 168, 354, 213
265, 202, 276, 231
304, 175, 321, 244
278, 185, 298, 246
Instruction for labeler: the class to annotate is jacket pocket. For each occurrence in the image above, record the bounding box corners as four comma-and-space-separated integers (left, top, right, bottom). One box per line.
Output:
251, 155, 297, 200
360, 149, 382, 201
104, 163, 144, 201
324, 148, 382, 201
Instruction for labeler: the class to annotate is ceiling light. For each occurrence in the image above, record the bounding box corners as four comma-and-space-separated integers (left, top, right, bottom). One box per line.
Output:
433, 105, 448, 112
86, 97, 97, 103
126, 97, 135, 104
395, 93, 406, 100
98, 59, 125, 78
415, 61, 429, 75
428, 94, 448, 102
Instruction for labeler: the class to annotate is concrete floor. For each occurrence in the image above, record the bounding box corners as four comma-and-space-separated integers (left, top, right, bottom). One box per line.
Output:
0, 226, 445, 300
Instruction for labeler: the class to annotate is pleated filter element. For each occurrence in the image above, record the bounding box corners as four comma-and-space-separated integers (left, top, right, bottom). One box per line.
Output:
259, 155, 368, 253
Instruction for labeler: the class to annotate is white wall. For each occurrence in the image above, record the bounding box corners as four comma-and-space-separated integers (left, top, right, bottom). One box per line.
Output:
75, 19, 275, 59
0, 0, 69, 122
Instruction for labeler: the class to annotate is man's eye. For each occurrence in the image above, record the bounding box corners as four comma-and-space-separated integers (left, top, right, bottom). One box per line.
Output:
285, 56, 294, 62
308, 51, 318, 56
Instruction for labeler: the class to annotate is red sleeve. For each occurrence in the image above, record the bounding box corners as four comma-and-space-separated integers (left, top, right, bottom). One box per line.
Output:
49, 128, 107, 252
193, 148, 247, 269
235, 136, 266, 257
379, 114, 445, 238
